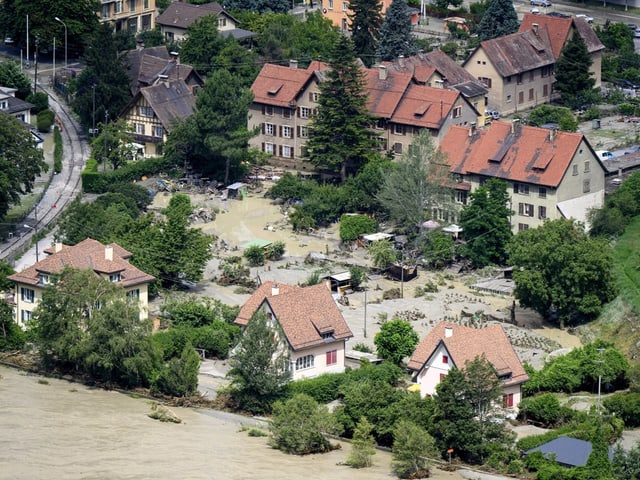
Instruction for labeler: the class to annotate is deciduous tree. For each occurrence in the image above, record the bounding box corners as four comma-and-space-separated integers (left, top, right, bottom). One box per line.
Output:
374, 319, 419, 365
346, 417, 377, 468
222, 0, 290, 13
507, 219, 617, 326
348, 0, 383, 67
179, 14, 227, 76
377, 0, 418, 62
392, 419, 437, 478
0, 60, 32, 99
476, 0, 519, 41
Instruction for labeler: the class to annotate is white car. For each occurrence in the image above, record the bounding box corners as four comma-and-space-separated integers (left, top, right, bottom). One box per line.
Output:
575, 14, 594, 23
530, 7, 540, 14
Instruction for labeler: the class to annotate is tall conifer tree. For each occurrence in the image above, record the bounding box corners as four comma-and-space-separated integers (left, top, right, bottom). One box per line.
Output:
476, 0, 519, 41
377, 0, 417, 61
348, 0, 383, 67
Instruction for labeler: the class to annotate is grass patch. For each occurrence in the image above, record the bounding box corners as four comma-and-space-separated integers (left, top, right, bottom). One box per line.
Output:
148, 402, 182, 423
247, 428, 268, 437
37, 379, 49, 385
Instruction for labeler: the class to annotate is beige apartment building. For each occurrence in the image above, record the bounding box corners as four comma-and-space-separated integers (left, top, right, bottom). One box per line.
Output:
99, 0, 156, 33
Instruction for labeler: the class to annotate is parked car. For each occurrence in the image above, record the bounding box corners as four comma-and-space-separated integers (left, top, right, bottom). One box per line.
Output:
530, 7, 541, 14
485, 109, 500, 120
612, 177, 623, 185
547, 12, 569, 18
3, 37, 13, 45
627, 23, 638, 30
615, 78, 639, 90
596, 150, 614, 160
530, 0, 552, 6
575, 14, 594, 23
635, 28, 640, 38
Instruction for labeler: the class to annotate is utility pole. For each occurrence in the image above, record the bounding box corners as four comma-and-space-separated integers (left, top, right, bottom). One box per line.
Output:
33, 35, 39, 94
363, 288, 367, 338
103, 110, 109, 172
92, 85, 96, 136
597, 347, 605, 415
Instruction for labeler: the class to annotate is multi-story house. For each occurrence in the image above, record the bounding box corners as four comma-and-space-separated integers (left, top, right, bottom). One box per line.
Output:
319, 0, 393, 31
234, 281, 353, 380
0, 86, 32, 124
99, 0, 156, 33
119, 77, 196, 157
439, 120, 606, 233
8, 239, 155, 327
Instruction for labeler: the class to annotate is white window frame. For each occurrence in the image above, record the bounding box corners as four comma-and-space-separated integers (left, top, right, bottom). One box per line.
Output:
264, 123, 275, 136
299, 126, 309, 138
135, 123, 144, 135
153, 125, 164, 138
21, 288, 35, 303
282, 126, 292, 139
282, 145, 293, 158
21, 309, 32, 323
300, 107, 310, 119
265, 142, 274, 154
453, 106, 462, 118
296, 354, 315, 370
139, 106, 153, 117
109, 273, 122, 283
115, 1, 123, 13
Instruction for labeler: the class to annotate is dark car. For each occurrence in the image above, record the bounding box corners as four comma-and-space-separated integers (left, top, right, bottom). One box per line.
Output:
616, 79, 639, 90
547, 12, 569, 18
627, 23, 638, 30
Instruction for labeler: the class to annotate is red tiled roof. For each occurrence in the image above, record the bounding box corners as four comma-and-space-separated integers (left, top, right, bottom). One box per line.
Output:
234, 281, 353, 351
9, 238, 155, 288
439, 121, 583, 188
408, 322, 529, 387
390, 84, 460, 129
251, 61, 328, 108
386, 50, 483, 88
364, 67, 413, 118
519, 14, 604, 58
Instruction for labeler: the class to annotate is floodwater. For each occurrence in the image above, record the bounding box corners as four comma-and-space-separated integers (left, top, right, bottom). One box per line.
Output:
0, 365, 464, 480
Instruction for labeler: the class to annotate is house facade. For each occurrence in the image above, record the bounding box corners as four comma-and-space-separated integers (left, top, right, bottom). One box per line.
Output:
8, 239, 155, 327
119, 78, 196, 157
234, 281, 353, 380
408, 322, 529, 413
439, 120, 606, 233
0, 86, 32, 124
320, 0, 393, 31
99, 0, 156, 33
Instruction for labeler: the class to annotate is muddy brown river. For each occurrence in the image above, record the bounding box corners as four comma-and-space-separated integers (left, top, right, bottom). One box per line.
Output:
0, 365, 465, 480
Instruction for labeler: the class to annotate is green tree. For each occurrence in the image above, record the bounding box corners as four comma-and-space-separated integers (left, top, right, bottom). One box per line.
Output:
527, 105, 579, 132
0, 260, 15, 292
0, 298, 25, 351
339, 214, 377, 242
392, 419, 436, 478
459, 178, 512, 267
154, 342, 201, 397
227, 310, 291, 413
376, 0, 418, 62
0, 61, 32, 99
269, 393, 341, 454
613, 441, 640, 479
346, 417, 377, 468
213, 39, 259, 87
421, 231, 455, 269
595, 22, 634, 53
434, 0, 463, 9
179, 14, 227, 76
222, 0, 290, 13
244, 245, 265, 266
306, 35, 377, 181
507, 219, 617, 326
374, 319, 419, 365
367, 239, 398, 270
0, 112, 48, 220
91, 119, 137, 170
348, 0, 383, 67
377, 131, 454, 237
476, 0, 519, 42
72, 23, 131, 130
554, 32, 595, 109
349, 265, 367, 290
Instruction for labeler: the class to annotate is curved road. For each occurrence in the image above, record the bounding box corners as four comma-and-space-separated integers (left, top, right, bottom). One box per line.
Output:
0, 85, 89, 264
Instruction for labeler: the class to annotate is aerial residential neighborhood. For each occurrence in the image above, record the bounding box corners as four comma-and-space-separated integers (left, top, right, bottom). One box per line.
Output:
3, 0, 640, 478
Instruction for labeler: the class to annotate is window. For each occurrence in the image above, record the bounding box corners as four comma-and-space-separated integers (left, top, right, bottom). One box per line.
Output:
127, 289, 140, 301
115, 1, 123, 13
310, 92, 320, 102
543, 84, 549, 97
394, 124, 405, 135
503, 393, 514, 408
296, 354, 314, 370
135, 123, 144, 135
264, 123, 275, 136
572, 165, 579, 176
518, 91, 524, 104
506, 94, 512, 103
218, 17, 227, 28
102, 4, 110, 18
394, 143, 403, 155
518, 203, 534, 217
328, 0, 333, 8
516, 74, 523, 85
478, 76, 492, 88
529, 71, 535, 81
538, 206, 547, 219
442, 355, 449, 364
585, 161, 590, 173
439, 373, 447, 381
139, 106, 153, 117
21, 310, 32, 323
264, 142, 274, 154
455, 190, 468, 205
264, 105, 273, 116
282, 145, 293, 158
38, 274, 50, 285
514, 183, 529, 195
538, 187, 547, 198
453, 106, 462, 118
153, 126, 163, 138
583, 179, 591, 193
541, 66, 550, 77
282, 126, 292, 138
21, 288, 35, 303
299, 126, 309, 138
518, 223, 529, 231
326, 350, 337, 365
283, 108, 291, 119
144, 0, 149, 8
109, 273, 122, 282
528, 88, 534, 101
299, 107, 310, 119
129, 0, 136, 12
342, 1, 348, 10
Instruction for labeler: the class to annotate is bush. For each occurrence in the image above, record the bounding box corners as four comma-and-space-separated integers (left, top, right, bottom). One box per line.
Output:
37, 109, 55, 133
518, 393, 574, 427
153, 343, 200, 397
53, 127, 63, 173
287, 372, 346, 403
349, 265, 367, 290
603, 392, 640, 427
339, 214, 377, 242
26, 91, 48, 114
81, 156, 173, 193
244, 245, 265, 266
265, 241, 285, 260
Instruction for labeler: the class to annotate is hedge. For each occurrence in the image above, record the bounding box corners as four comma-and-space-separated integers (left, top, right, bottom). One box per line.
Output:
81, 155, 174, 193
53, 127, 63, 173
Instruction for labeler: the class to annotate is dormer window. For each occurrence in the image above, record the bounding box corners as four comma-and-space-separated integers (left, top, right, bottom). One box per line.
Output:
109, 273, 122, 283
321, 332, 334, 340
0, 100, 7, 110
38, 273, 50, 285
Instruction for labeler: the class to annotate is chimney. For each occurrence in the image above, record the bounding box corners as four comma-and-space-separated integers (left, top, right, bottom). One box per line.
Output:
511, 118, 521, 135
444, 326, 453, 338
324, 279, 331, 291
158, 74, 169, 87
136, 39, 144, 51
549, 127, 557, 142
469, 122, 477, 137
532, 23, 539, 35
378, 65, 388, 80
54, 242, 63, 253
169, 51, 180, 64
289, 59, 298, 69
105, 245, 113, 261
271, 283, 279, 296
398, 55, 405, 68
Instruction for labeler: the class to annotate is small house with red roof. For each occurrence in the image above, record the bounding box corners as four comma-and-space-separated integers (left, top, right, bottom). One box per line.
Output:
234, 280, 353, 380
438, 120, 605, 232
408, 322, 529, 412
8, 239, 155, 327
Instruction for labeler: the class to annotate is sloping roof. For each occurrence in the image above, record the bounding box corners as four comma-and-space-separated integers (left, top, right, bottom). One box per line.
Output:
408, 322, 529, 388
138, 79, 196, 132
477, 28, 556, 78
525, 436, 594, 467
439, 121, 583, 188
365, 67, 413, 119
124, 46, 170, 94
234, 281, 353, 351
519, 14, 604, 58
156, 1, 236, 29
8, 238, 155, 288
390, 83, 460, 129
251, 61, 328, 108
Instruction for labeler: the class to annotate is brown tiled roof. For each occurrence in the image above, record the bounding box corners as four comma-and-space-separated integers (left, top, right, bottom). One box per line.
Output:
234, 281, 353, 351
9, 238, 155, 288
124, 46, 170, 94
390, 84, 460, 129
408, 321, 529, 387
439, 121, 583, 188
364, 68, 413, 119
476, 28, 556, 78
138, 79, 196, 132
519, 14, 604, 58
250, 61, 327, 108
156, 2, 236, 30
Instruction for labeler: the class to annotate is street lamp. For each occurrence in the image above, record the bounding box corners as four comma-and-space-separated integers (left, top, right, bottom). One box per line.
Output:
54, 17, 67, 74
